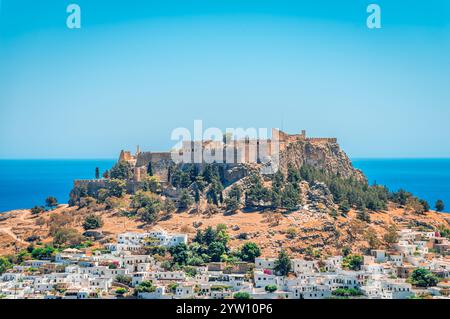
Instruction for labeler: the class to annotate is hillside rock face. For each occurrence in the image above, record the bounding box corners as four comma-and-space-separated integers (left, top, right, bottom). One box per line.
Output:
279, 140, 365, 181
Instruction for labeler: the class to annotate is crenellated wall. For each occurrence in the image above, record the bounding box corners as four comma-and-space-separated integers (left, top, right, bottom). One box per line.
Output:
306, 137, 338, 143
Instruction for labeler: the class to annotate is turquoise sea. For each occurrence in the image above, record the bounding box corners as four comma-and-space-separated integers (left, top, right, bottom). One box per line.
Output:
352, 158, 450, 212
0, 160, 115, 213
0, 159, 449, 213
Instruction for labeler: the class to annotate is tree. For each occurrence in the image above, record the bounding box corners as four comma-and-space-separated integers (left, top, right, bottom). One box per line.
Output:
31, 206, 45, 215
194, 188, 200, 204
134, 281, 156, 294
245, 173, 270, 208
45, 196, 58, 209
0, 257, 12, 275
95, 167, 100, 179
147, 161, 154, 176
435, 199, 445, 212
178, 189, 194, 210
281, 183, 299, 211
287, 164, 301, 184
215, 224, 229, 243
169, 243, 189, 265
141, 175, 161, 193
53, 228, 84, 247
406, 196, 426, 214
365, 228, 381, 249
270, 170, 284, 208
108, 179, 126, 198
194, 229, 204, 244
202, 163, 221, 184
202, 226, 217, 246
208, 241, 226, 262
420, 199, 430, 212
194, 176, 207, 192
383, 225, 399, 245
342, 254, 363, 271
83, 214, 103, 230
132, 191, 162, 223
207, 178, 224, 205
265, 284, 277, 293
274, 250, 291, 276
183, 265, 197, 278
225, 184, 242, 213
233, 292, 251, 299
390, 189, 413, 206
109, 161, 133, 180
239, 242, 261, 262
228, 184, 242, 202
162, 198, 176, 216
409, 268, 439, 287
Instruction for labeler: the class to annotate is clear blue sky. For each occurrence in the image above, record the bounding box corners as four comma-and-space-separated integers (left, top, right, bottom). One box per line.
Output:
1, 0, 449, 159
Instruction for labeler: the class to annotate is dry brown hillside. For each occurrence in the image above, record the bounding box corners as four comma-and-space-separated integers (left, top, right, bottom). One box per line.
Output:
0, 201, 448, 257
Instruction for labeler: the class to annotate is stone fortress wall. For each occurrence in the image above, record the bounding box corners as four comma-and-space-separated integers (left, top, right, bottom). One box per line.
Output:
73, 129, 338, 193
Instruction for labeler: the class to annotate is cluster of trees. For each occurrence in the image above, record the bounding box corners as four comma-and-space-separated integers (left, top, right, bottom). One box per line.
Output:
53, 228, 85, 247
109, 161, 133, 180
130, 191, 164, 223
168, 225, 231, 266
233, 292, 251, 299
70, 179, 127, 208
389, 190, 445, 214
170, 164, 226, 206
389, 189, 430, 214
133, 280, 156, 295
300, 165, 388, 213
408, 268, 439, 287
31, 196, 59, 215
383, 225, 399, 246
244, 168, 300, 211
147, 225, 262, 269
342, 254, 363, 271
332, 288, 363, 297
46, 212, 86, 248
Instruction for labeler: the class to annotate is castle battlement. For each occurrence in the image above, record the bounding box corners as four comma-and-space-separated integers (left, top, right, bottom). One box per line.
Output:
117, 128, 338, 182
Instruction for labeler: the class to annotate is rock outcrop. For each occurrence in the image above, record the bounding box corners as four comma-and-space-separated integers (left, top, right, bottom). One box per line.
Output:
279, 139, 365, 181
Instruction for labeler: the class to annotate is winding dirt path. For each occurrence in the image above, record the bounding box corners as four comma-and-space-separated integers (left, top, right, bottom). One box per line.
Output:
0, 227, 28, 245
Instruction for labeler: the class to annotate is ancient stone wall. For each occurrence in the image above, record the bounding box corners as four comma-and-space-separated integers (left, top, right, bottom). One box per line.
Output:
306, 137, 338, 143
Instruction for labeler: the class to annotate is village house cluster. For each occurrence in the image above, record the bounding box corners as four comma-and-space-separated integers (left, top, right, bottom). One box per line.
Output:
1, 228, 449, 299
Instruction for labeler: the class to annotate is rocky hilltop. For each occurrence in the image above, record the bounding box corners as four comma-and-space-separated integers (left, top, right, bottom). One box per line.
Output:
279, 138, 365, 181
1, 129, 448, 259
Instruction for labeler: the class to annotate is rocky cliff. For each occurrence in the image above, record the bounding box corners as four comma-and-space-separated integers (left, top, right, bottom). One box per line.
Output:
279, 139, 365, 181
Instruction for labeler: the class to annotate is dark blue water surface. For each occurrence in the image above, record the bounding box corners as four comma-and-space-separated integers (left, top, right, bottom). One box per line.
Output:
0, 159, 449, 213
0, 160, 115, 212
353, 158, 450, 211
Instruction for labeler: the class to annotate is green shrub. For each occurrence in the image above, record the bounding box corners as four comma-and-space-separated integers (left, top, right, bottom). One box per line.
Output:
409, 268, 439, 287
265, 285, 277, 293
234, 292, 251, 299
82, 214, 103, 230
